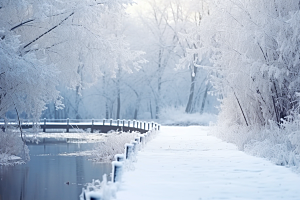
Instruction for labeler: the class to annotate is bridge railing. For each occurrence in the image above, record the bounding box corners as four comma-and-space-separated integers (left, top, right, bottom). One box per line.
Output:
0, 118, 160, 133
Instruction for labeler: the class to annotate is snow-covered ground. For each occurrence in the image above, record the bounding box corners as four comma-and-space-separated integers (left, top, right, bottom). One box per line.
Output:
115, 126, 300, 200
158, 107, 217, 126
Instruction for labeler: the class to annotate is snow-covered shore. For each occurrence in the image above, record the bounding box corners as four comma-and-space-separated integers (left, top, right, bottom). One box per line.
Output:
115, 126, 300, 200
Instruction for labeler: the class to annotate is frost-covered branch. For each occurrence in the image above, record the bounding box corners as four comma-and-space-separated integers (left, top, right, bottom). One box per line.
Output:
10, 19, 34, 31
23, 12, 74, 49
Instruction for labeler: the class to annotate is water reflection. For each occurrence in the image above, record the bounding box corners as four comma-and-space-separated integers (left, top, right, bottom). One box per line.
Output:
0, 139, 111, 200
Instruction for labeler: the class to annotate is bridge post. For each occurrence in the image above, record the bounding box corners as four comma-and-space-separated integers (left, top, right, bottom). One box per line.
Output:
123, 119, 125, 127
128, 120, 130, 127
144, 122, 146, 130
91, 119, 94, 133
133, 120, 135, 128
151, 122, 154, 129
110, 119, 112, 126
117, 119, 120, 126
103, 119, 105, 125
137, 121, 139, 129
148, 122, 150, 130
66, 118, 69, 133
43, 118, 46, 132
112, 161, 123, 183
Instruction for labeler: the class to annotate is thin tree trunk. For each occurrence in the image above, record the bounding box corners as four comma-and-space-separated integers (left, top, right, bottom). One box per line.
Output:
75, 65, 83, 119
116, 67, 121, 119
102, 75, 109, 119
75, 85, 81, 119
105, 102, 109, 119
185, 65, 197, 113
116, 89, 121, 119
200, 85, 209, 114
233, 91, 249, 126
156, 49, 163, 119
150, 100, 153, 119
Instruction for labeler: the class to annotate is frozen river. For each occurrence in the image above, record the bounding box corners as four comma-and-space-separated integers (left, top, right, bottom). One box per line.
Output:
0, 138, 111, 200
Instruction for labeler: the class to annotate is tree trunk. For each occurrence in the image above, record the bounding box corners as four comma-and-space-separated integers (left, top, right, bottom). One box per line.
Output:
133, 96, 141, 119
150, 100, 153, 119
105, 102, 109, 119
200, 85, 209, 114
116, 67, 121, 119
75, 85, 81, 119
156, 49, 163, 119
75, 64, 83, 119
185, 64, 197, 113
116, 88, 121, 119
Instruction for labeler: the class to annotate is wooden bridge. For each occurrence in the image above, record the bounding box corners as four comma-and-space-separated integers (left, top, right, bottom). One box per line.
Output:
0, 119, 160, 133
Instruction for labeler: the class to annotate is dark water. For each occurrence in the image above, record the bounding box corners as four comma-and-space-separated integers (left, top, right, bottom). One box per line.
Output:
0, 139, 111, 200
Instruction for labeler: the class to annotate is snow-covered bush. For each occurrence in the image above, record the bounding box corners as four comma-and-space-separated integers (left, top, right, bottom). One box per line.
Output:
92, 131, 139, 162
159, 106, 217, 126
0, 129, 29, 165
212, 119, 300, 172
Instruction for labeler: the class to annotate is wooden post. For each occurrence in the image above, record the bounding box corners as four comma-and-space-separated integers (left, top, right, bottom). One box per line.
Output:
117, 119, 120, 126
137, 121, 139, 129
91, 119, 94, 133
148, 123, 150, 130
103, 119, 105, 125
128, 120, 130, 127
123, 119, 125, 127
133, 120, 135, 128
114, 154, 125, 162
66, 118, 69, 133
110, 119, 113, 126
112, 161, 123, 183
125, 143, 134, 159
144, 122, 146, 130
43, 118, 46, 132
151, 122, 154, 129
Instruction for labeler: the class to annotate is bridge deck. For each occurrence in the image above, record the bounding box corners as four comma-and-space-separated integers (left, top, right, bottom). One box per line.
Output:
0, 119, 159, 133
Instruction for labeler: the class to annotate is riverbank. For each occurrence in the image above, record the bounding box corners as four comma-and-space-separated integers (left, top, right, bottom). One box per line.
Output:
115, 126, 300, 200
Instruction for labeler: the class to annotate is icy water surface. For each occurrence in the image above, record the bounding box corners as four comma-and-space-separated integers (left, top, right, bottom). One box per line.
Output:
0, 138, 111, 200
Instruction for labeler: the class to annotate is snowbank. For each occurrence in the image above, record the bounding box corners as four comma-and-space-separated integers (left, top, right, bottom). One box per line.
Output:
212, 120, 300, 173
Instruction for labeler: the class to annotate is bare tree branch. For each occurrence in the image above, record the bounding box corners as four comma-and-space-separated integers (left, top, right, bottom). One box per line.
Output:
23, 12, 74, 49
10, 19, 34, 31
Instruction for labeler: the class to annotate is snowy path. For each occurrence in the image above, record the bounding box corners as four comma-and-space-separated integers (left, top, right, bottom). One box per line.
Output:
116, 126, 300, 200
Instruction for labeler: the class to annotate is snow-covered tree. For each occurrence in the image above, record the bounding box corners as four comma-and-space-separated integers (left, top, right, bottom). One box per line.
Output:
0, 0, 142, 120
0, 31, 61, 121
194, 0, 300, 167
198, 0, 300, 127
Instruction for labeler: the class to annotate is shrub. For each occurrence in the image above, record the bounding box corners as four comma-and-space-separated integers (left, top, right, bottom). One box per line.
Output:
91, 131, 139, 162
0, 129, 29, 165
